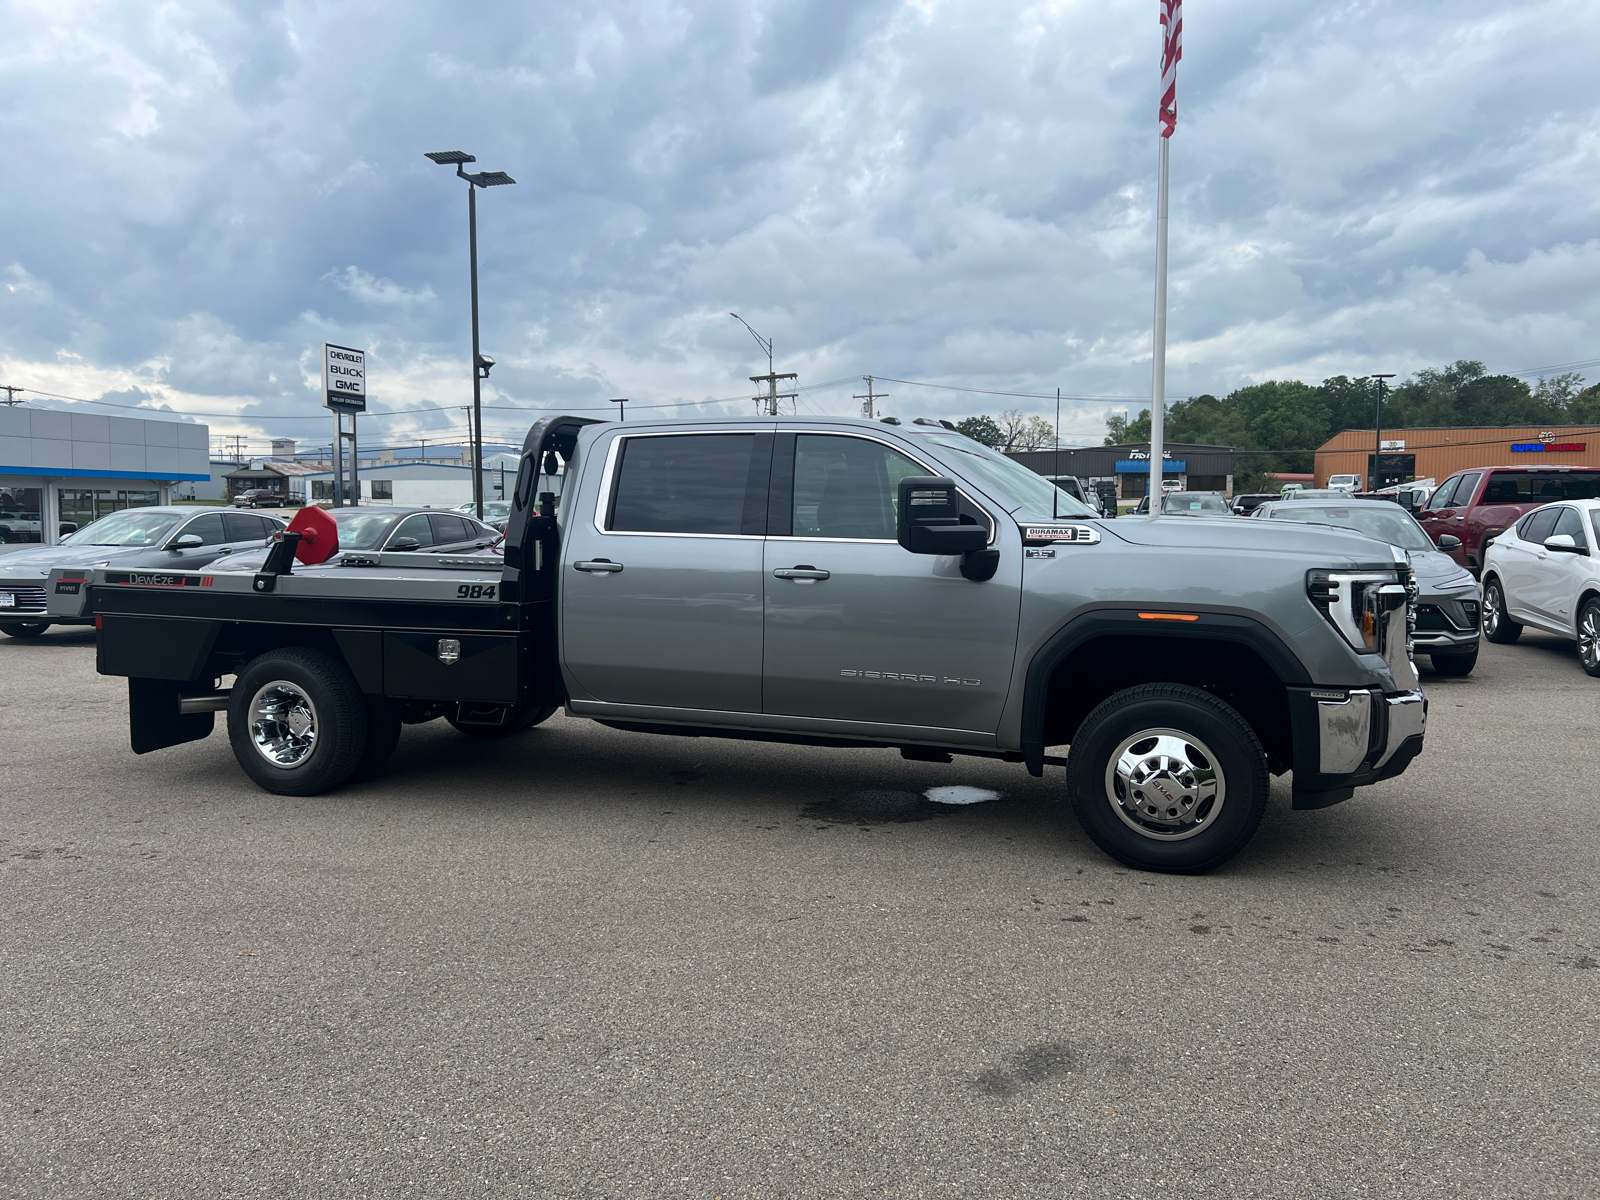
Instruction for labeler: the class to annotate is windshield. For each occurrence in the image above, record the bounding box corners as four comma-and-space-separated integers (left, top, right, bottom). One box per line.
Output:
922, 434, 1096, 517
1162, 493, 1230, 515
62, 510, 182, 547
1266, 504, 1434, 551
330, 510, 399, 550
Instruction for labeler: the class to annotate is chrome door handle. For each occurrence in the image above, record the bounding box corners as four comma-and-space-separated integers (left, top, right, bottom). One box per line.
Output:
773, 566, 830, 581
574, 559, 623, 573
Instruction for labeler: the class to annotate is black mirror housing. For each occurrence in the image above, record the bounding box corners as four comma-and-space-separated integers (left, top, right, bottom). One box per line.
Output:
388, 537, 421, 552
896, 476, 986, 555
1437, 534, 1462, 551
168, 533, 204, 550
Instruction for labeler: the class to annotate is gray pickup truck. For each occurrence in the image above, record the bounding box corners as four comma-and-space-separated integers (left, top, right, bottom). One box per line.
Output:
51, 415, 1425, 873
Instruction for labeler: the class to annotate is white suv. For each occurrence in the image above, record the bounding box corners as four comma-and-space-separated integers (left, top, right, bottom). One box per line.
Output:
1480, 499, 1600, 677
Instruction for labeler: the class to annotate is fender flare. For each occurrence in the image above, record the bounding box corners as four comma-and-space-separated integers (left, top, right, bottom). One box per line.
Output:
1018, 608, 1313, 776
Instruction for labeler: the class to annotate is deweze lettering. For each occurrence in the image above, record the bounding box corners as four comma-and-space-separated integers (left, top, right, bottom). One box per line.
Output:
105, 572, 204, 587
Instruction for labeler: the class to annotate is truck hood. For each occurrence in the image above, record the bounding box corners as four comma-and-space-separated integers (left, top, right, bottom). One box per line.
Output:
0, 543, 172, 577
1097, 515, 1400, 566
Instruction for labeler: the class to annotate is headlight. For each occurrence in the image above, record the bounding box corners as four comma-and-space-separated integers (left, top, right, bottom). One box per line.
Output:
1307, 569, 1402, 653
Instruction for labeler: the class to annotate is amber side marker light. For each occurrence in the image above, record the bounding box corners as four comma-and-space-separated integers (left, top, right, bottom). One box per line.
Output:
1137, 612, 1199, 622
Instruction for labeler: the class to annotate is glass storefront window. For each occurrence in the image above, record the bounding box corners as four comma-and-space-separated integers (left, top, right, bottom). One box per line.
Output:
57, 489, 161, 538
0, 486, 44, 543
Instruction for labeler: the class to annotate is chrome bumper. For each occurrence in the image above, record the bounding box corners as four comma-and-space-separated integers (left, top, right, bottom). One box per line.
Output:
1295, 686, 1427, 809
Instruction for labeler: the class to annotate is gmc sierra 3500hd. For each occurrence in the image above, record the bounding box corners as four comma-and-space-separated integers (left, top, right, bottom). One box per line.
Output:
50, 415, 1426, 873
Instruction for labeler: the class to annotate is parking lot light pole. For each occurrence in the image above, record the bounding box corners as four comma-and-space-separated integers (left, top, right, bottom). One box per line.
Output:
425, 150, 516, 520
1367, 373, 1396, 490
610, 398, 629, 421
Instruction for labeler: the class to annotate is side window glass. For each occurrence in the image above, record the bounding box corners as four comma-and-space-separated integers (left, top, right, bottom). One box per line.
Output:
608, 434, 768, 536
389, 513, 436, 547
429, 514, 471, 544
792, 435, 925, 540
1553, 506, 1588, 549
1448, 473, 1480, 507
180, 513, 229, 545
222, 513, 266, 542
1427, 477, 1459, 511
1523, 507, 1560, 546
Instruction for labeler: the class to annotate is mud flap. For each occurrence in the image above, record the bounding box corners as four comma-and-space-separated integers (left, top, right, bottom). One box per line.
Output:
128, 678, 214, 754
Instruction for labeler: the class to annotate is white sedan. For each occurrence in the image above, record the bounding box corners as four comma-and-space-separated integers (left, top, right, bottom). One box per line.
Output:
1480, 498, 1600, 676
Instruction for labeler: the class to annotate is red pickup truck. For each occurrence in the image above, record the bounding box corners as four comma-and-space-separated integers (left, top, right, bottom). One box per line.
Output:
1418, 466, 1600, 572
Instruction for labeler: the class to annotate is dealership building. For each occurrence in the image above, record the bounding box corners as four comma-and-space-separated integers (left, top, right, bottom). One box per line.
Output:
1314, 425, 1600, 490
0, 407, 210, 545
1008, 442, 1236, 500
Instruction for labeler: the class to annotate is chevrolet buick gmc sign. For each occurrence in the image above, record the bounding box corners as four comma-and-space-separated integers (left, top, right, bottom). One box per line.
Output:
323, 343, 367, 412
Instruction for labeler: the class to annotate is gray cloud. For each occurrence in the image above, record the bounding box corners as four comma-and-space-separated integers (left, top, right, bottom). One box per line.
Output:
0, 0, 1596, 451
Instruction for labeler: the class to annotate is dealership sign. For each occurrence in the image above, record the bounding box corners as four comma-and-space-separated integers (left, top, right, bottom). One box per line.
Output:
322, 343, 367, 412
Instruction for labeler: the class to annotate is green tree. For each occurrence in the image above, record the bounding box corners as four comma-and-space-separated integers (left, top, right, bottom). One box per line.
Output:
954, 415, 1004, 447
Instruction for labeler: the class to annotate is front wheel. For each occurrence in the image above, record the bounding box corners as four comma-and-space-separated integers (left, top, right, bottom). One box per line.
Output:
1429, 647, 1479, 677
0, 621, 50, 638
227, 647, 369, 795
1482, 577, 1521, 644
1578, 597, 1600, 678
1066, 684, 1269, 874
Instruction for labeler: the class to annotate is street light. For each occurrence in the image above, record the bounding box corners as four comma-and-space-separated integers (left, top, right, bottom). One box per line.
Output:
425, 149, 516, 520
609, 398, 629, 421
1366, 373, 1397, 490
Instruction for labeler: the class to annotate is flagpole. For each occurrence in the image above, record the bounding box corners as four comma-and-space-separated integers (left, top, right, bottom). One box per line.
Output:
1149, 134, 1169, 511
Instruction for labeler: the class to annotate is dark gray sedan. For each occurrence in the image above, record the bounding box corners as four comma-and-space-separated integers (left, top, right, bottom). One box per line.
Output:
0, 507, 286, 638
211, 506, 500, 574
1254, 497, 1482, 675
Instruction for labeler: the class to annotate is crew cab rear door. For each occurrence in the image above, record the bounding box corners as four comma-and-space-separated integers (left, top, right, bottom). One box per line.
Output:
560, 428, 773, 713
760, 431, 1021, 737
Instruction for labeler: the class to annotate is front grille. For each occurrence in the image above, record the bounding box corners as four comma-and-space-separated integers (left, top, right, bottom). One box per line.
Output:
1414, 604, 1451, 632
0, 585, 48, 612
1416, 599, 1479, 632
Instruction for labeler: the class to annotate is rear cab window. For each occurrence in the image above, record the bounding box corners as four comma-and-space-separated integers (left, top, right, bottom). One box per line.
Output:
1481, 471, 1600, 504
606, 432, 772, 536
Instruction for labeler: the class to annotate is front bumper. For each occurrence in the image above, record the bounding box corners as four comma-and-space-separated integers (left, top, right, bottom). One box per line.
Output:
1288, 686, 1427, 809
1412, 593, 1480, 654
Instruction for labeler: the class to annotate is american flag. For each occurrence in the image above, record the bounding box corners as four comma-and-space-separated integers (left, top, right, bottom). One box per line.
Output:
1160, 0, 1183, 138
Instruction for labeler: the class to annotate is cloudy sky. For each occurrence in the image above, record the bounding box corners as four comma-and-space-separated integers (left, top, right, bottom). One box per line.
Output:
2, 0, 1597, 455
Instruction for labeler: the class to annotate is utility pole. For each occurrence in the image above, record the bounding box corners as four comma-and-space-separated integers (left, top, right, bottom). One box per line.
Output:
0, 385, 22, 406
853, 375, 887, 419
729, 313, 797, 416
1368, 373, 1396, 490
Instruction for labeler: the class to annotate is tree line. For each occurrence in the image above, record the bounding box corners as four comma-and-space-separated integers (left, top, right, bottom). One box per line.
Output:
957, 362, 1600, 493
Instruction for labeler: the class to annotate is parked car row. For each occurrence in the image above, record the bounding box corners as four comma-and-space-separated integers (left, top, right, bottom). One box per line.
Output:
0, 505, 501, 638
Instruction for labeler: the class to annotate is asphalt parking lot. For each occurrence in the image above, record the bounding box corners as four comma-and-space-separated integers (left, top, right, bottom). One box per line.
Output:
2, 629, 1596, 1199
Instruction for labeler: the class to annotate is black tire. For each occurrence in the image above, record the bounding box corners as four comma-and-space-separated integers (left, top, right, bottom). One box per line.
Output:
227, 647, 368, 795
1065, 684, 1269, 874
0, 621, 50, 638
447, 703, 557, 739
1428, 647, 1478, 676
1481, 576, 1521, 644
351, 696, 404, 781
1578, 597, 1600, 678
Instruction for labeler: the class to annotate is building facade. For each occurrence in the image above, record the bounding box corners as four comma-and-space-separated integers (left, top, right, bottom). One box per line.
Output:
0, 408, 210, 545
1315, 426, 1600, 490
1008, 442, 1236, 500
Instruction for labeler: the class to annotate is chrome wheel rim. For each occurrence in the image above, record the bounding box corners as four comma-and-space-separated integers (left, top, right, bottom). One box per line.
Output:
248, 680, 319, 768
1104, 727, 1226, 842
1483, 584, 1501, 636
1580, 609, 1600, 669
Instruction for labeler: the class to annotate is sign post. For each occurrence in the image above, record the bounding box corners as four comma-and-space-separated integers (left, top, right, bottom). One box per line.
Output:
322, 344, 367, 507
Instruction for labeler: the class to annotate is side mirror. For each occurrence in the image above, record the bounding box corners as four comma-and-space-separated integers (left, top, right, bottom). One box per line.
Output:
388, 537, 421, 552
1545, 533, 1586, 555
168, 533, 204, 550
1437, 534, 1462, 552
896, 477, 987, 555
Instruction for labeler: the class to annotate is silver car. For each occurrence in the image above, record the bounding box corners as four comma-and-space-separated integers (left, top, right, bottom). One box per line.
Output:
1254, 497, 1481, 675
211, 506, 500, 573
0, 507, 286, 638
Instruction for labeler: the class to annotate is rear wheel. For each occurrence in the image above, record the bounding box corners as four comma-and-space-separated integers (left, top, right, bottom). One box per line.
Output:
1428, 647, 1478, 677
227, 647, 368, 795
0, 621, 50, 638
1066, 684, 1269, 874
1578, 598, 1600, 678
1482, 577, 1521, 644
447, 703, 557, 739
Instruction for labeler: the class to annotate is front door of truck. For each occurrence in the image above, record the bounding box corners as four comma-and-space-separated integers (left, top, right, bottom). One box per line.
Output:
561, 429, 773, 714
1419, 472, 1478, 566
761, 432, 1021, 736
